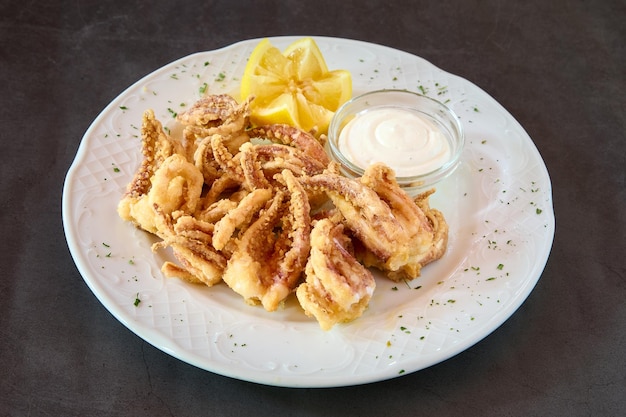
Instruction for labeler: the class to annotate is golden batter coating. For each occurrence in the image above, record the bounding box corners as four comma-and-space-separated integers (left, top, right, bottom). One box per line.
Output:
248, 124, 330, 167
222, 170, 311, 311
300, 163, 448, 281
296, 218, 376, 330
357, 164, 448, 280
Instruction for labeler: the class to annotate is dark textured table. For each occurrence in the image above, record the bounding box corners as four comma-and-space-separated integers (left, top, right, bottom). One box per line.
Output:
2, 0, 624, 415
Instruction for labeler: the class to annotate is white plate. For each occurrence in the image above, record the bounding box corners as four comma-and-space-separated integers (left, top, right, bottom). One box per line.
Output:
63, 36, 554, 387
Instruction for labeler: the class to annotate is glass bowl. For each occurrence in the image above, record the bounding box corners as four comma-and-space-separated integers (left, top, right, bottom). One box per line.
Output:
326, 89, 464, 196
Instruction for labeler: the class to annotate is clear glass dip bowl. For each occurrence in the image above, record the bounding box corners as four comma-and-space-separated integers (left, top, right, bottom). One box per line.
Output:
326, 89, 464, 196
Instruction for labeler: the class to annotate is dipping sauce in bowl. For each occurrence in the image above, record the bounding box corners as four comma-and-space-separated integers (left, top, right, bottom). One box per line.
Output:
338, 107, 451, 177
327, 90, 464, 195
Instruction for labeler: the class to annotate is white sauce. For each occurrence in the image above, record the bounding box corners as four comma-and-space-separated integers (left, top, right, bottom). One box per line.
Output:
338, 107, 451, 177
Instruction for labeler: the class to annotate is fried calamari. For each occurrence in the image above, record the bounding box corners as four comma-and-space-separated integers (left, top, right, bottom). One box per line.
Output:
118, 94, 449, 330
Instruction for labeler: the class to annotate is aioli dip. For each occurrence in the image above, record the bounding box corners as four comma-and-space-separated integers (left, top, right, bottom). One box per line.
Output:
337, 107, 451, 177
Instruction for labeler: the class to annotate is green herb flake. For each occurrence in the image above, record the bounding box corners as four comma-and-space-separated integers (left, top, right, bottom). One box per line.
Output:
497, 263, 504, 270
216, 72, 226, 82
199, 82, 208, 94
536, 208, 543, 215
119, 106, 128, 111
167, 108, 178, 118
133, 294, 141, 307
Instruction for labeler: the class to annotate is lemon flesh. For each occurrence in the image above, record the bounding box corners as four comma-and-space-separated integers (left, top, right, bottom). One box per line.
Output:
241, 38, 352, 135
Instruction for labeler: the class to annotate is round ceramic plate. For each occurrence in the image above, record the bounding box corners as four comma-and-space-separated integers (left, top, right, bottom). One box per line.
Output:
63, 36, 554, 388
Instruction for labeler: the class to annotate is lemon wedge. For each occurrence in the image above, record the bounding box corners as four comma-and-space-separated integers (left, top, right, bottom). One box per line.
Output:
241, 37, 352, 135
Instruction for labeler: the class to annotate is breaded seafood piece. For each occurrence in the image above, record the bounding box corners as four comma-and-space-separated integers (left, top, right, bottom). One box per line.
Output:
248, 124, 330, 167
299, 168, 404, 264
177, 94, 253, 154
152, 208, 227, 287
300, 163, 448, 281
358, 164, 448, 280
211, 187, 273, 251
119, 153, 204, 234
297, 218, 376, 330
222, 170, 311, 311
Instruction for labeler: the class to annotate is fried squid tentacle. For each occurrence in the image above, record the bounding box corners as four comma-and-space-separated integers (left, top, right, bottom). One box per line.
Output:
299, 170, 403, 263
301, 163, 448, 281
358, 163, 448, 280
211, 188, 273, 250
296, 219, 376, 330
221, 190, 287, 310
253, 143, 328, 177
239, 142, 272, 190
222, 170, 311, 311
119, 153, 204, 234
177, 94, 252, 156
248, 124, 330, 167
152, 207, 227, 287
